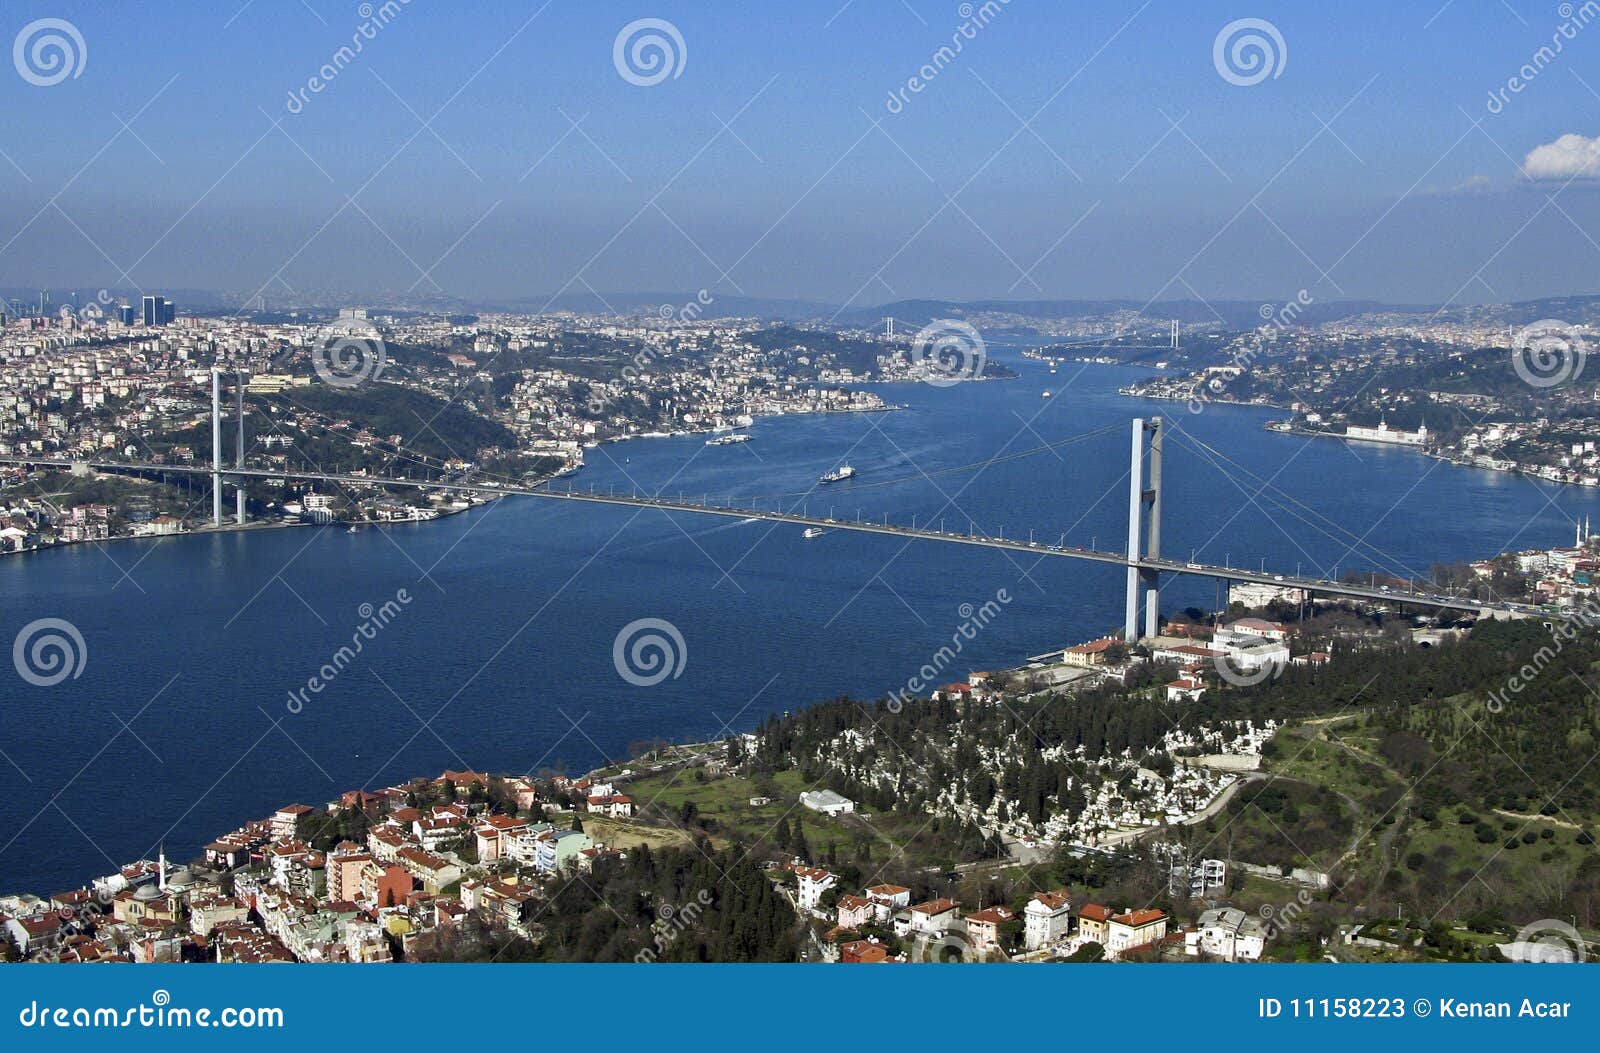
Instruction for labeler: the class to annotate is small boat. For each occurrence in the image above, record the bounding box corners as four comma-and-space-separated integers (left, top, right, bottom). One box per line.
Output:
802, 526, 826, 539
347, 525, 359, 533
1041, 390, 1051, 398
819, 464, 856, 484
705, 433, 752, 446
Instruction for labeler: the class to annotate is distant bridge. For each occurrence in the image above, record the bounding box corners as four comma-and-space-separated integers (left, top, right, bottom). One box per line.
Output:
0, 416, 1530, 634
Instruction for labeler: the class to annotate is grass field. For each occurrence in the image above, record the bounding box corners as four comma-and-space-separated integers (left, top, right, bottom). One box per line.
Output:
617, 767, 977, 873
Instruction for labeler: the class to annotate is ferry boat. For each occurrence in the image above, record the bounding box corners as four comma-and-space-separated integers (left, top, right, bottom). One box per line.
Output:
1041, 390, 1051, 398
819, 464, 856, 484
802, 526, 826, 539
705, 433, 752, 447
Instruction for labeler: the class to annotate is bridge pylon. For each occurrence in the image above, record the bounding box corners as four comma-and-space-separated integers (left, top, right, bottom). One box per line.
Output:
1124, 416, 1163, 642
211, 368, 249, 526
211, 370, 223, 526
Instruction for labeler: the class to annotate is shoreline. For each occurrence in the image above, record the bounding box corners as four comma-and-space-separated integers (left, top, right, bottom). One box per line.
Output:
0, 497, 493, 561
0, 399, 902, 563
1262, 421, 1600, 489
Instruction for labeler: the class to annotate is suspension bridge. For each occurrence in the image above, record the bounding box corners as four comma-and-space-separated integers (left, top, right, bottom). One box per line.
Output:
0, 384, 1525, 636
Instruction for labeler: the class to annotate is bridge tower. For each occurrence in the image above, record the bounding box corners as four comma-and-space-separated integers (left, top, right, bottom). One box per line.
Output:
1124, 416, 1163, 642
236, 370, 247, 524
211, 370, 223, 526
211, 369, 249, 526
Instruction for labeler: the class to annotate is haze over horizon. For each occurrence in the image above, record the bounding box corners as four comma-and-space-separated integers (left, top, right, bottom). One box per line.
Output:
4, 1, 1600, 309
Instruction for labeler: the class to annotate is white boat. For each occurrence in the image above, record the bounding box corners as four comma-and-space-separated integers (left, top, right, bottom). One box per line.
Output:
1042, 391, 1051, 398
819, 464, 855, 483
802, 527, 825, 539
347, 525, 359, 533
705, 433, 752, 446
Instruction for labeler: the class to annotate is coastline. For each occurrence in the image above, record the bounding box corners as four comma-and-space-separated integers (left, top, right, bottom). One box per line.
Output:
1261, 421, 1600, 488
0, 496, 493, 561
0, 400, 903, 563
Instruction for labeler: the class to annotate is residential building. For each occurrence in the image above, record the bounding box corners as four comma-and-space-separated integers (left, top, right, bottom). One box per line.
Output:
909, 898, 961, 935
1190, 907, 1268, 961
1024, 890, 1073, 950
1107, 908, 1168, 954
965, 905, 1016, 955
794, 866, 837, 912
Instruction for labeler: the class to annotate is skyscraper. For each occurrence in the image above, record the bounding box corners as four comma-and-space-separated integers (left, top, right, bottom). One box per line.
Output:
142, 295, 167, 326
118, 304, 136, 326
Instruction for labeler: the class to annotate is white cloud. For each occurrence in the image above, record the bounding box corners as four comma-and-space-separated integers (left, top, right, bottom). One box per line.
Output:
1522, 133, 1600, 181
1423, 174, 1494, 196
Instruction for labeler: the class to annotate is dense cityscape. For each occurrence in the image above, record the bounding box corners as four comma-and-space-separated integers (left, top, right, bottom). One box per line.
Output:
4, 19, 1600, 1053
4, 293, 1600, 965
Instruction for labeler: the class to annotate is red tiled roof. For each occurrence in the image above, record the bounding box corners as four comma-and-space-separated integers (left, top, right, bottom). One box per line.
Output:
967, 906, 1014, 924
911, 898, 959, 916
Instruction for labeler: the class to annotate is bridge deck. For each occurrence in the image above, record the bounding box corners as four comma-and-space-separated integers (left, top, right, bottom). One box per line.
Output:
0, 456, 1504, 614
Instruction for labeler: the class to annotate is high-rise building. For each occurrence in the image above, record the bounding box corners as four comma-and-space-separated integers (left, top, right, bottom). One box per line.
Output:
162, 300, 175, 324
141, 295, 165, 326
118, 304, 136, 326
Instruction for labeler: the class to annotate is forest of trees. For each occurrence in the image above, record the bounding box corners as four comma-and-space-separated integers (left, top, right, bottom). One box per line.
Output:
418, 845, 798, 963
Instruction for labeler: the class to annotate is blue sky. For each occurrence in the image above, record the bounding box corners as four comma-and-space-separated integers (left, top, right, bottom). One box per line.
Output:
2, 0, 1598, 307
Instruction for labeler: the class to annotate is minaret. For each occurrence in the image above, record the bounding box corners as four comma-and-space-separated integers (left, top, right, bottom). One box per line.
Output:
158, 844, 168, 891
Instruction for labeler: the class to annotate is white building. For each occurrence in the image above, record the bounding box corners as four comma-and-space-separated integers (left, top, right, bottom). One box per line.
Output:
1023, 890, 1073, 950
799, 789, 855, 816
793, 866, 837, 912
1189, 907, 1268, 961
1106, 909, 1168, 955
